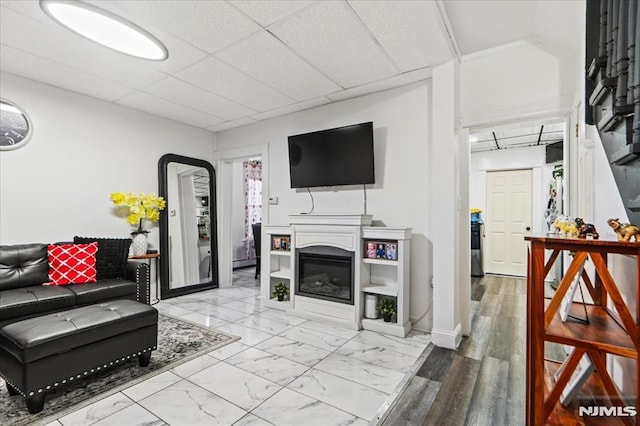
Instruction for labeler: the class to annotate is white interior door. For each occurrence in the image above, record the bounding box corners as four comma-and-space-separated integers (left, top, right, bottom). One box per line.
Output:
485, 169, 532, 276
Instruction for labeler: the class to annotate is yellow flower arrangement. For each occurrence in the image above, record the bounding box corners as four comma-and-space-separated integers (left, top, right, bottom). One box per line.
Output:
110, 192, 166, 234
470, 208, 483, 214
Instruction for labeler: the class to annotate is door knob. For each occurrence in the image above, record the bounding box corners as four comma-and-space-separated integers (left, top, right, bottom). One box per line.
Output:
526, 226, 531, 231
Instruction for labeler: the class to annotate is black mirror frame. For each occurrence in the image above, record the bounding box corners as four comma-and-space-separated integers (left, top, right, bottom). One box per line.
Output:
158, 153, 219, 299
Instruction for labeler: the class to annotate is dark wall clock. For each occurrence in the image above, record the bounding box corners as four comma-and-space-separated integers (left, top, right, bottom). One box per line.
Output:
0, 99, 32, 150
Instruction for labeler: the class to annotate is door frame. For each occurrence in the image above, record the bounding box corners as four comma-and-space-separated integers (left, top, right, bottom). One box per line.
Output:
215, 144, 269, 287
483, 168, 536, 277
466, 114, 571, 272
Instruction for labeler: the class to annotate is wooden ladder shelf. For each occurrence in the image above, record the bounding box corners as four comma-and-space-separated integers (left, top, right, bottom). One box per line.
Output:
525, 236, 640, 425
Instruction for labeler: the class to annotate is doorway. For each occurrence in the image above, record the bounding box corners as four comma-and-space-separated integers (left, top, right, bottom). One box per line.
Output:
468, 120, 566, 278
216, 144, 269, 287
484, 169, 532, 276
230, 157, 263, 283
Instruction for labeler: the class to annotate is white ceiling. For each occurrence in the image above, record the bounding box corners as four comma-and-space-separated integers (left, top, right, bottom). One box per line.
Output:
0, 0, 583, 133
470, 121, 564, 153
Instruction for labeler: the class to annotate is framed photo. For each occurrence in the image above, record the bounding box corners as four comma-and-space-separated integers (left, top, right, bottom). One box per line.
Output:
559, 263, 585, 322
386, 243, 397, 261
366, 242, 377, 259
272, 237, 281, 250
376, 243, 386, 259
281, 237, 290, 251
554, 351, 594, 406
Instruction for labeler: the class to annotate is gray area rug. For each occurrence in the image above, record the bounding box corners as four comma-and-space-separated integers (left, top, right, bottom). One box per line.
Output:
1, 312, 239, 426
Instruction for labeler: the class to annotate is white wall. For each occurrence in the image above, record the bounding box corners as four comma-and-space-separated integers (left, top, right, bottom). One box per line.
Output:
0, 73, 215, 248
215, 81, 433, 330
231, 161, 246, 261
430, 61, 464, 348
460, 40, 578, 128
470, 145, 555, 236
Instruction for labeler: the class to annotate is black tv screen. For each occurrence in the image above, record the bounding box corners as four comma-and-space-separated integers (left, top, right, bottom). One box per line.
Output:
288, 122, 375, 188
546, 140, 563, 163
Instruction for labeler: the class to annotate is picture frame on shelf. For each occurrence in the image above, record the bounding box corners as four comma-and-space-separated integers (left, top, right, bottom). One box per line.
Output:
366, 242, 377, 259
386, 243, 397, 260
272, 236, 281, 251
376, 243, 386, 259
554, 351, 594, 406
559, 262, 589, 324
281, 237, 290, 251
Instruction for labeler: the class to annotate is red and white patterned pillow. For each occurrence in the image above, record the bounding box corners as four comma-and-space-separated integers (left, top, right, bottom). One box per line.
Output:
45, 243, 98, 285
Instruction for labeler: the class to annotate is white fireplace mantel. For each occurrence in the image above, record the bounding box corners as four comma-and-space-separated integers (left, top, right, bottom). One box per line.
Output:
261, 214, 412, 336
288, 214, 372, 226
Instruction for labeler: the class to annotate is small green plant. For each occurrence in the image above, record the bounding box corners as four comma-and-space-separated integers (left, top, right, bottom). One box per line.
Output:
376, 298, 397, 315
273, 282, 289, 300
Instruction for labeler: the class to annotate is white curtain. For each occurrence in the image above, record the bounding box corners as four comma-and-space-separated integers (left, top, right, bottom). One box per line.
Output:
243, 160, 262, 259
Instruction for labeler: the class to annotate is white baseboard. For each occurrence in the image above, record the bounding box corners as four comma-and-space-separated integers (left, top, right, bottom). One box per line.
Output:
233, 259, 256, 269
431, 323, 462, 350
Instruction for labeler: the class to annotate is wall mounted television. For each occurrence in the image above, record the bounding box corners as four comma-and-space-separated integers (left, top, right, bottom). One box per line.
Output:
288, 121, 375, 188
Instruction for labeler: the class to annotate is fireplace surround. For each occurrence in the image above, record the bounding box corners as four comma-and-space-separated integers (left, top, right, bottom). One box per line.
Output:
260, 215, 412, 336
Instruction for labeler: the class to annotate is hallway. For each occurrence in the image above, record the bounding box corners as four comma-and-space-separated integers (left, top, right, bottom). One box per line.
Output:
382, 275, 528, 426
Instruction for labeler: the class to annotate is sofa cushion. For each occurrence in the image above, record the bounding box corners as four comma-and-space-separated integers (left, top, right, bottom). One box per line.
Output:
74, 237, 131, 280
66, 279, 137, 305
0, 244, 48, 291
46, 243, 98, 285
0, 286, 76, 321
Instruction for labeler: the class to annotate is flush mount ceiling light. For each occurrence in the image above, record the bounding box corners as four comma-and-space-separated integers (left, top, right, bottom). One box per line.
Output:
40, 0, 168, 61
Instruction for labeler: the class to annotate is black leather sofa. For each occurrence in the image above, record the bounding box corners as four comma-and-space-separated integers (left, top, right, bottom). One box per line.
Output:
0, 242, 150, 327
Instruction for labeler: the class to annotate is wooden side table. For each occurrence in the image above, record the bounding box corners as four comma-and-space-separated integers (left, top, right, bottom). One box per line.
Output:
525, 235, 639, 425
130, 253, 160, 305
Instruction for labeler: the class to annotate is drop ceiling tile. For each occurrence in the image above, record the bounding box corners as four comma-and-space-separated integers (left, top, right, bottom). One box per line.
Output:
250, 97, 331, 121
269, 1, 397, 88
110, 0, 261, 53
146, 34, 208, 75
0, 6, 167, 89
142, 76, 255, 121
116, 91, 223, 128
230, 0, 315, 27
327, 67, 432, 102
206, 117, 256, 133
349, 0, 451, 71
217, 30, 341, 101
1, 44, 132, 102
176, 56, 294, 111
1, 1, 49, 23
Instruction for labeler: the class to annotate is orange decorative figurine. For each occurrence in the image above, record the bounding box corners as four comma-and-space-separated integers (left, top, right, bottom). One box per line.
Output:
607, 218, 640, 242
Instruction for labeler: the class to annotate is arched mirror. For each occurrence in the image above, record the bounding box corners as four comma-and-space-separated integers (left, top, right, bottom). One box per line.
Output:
158, 154, 218, 299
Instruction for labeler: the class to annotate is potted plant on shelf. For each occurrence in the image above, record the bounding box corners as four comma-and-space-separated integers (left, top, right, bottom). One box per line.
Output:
377, 298, 397, 322
273, 282, 289, 302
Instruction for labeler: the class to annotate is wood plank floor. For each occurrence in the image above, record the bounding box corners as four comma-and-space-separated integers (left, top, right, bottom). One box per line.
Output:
381, 274, 533, 426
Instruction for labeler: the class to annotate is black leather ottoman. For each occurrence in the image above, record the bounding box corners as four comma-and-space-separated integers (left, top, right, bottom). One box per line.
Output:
0, 300, 158, 414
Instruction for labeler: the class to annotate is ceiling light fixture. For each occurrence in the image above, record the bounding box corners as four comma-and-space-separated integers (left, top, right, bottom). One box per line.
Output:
469, 136, 479, 142
40, 0, 168, 61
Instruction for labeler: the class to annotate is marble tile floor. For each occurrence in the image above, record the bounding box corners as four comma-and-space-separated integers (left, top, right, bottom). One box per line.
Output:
42, 267, 431, 426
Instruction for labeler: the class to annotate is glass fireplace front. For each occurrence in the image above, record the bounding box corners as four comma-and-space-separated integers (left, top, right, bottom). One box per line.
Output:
296, 246, 354, 305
